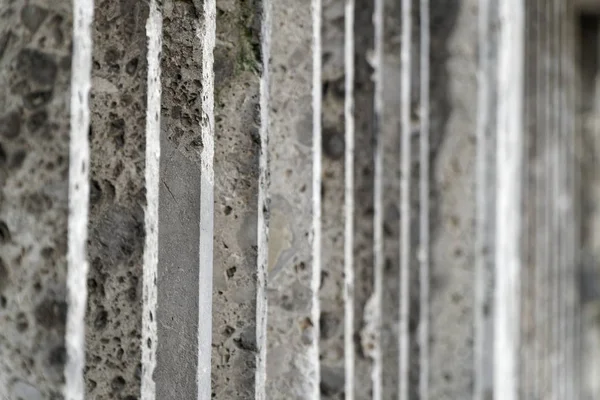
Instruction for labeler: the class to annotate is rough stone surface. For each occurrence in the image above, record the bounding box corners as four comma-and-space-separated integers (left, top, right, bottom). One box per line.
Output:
380, 0, 402, 396
319, 0, 345, 398
266, 0, 319, 396
211, 0, 263, 398
428, 0, 476, 398
351, 0, 376, 397
85, 0, 149, 398
0, 0, 72, 398
155, 1, 202, 398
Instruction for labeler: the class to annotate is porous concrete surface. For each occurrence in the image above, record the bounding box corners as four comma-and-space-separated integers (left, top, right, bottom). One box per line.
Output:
86, 0, 149, 398
266, 0, 318, 396
380, 0, 402, 396
211, 0, 263, 398
319, 0, 346, 398
351, 0, 376, 397
0, 0, 73, 398
156, 1, 202, 398
428, 0, 476, 398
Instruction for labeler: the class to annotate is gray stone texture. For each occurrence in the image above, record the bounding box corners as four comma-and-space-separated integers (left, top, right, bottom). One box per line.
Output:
319, 0, 345, 398
0, 1, 73, 398
85, 0, 150, 398
156, 1, 202, 398
351, 0, 375, 397
266, 0, 319, 397
428, 0, 477, 398
211, 0, 263, 398
380, 0, 402, 396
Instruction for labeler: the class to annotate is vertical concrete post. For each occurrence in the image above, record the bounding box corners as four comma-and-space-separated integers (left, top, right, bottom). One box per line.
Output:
0, 0, 92, 398
380, 0, 402, 397
494, 0, 524, 398
320, 0, 347, 397
474, 0, 498, 399
266, 0, 321, 396
210, 0, 268, 397
85, 0, 157, 398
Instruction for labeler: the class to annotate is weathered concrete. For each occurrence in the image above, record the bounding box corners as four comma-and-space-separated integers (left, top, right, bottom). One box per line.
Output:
0, 0, 90, 398
211, 0, 266, 397
85, 0, 151, 397
428, 0, 476, 398
155, 1, 201, 398
320, 0, 346, 398
266, 0, 321, 396
351, 0, 375, 397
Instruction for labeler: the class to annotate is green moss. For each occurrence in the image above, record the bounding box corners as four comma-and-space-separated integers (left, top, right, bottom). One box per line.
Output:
235, 0, 261, 74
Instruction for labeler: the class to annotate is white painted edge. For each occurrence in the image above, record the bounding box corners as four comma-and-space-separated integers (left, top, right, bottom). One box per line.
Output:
399, 0, 412, 398
344, 0, 356, 397
198, 0, 216, 397
474, 0, 491, 398
141, 2, 162, 399
372, 0, 384, 397
418, 0, 430, 398
255, 0, 272, 397
311, 0, 322, 394
64, 0, 93, 398
494, 0, 524, 398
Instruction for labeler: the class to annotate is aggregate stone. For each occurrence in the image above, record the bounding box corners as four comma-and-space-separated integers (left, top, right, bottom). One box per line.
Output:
0, 0, 72, 397
85, 0, 150, 398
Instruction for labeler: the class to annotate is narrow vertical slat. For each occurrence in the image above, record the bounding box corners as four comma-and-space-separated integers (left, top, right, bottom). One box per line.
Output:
256, 0, 272, 396
380, 0, 403, 396
418, 0, 429, 397
65, 0, 94, 398
210, 0, 265, 394
474, 0, 497, 397
311, 0, 323, 394
141, 2, 162, 399
320, 0, 348, 397
494, 0, 524, 399
199, 0, 215, 397
372, 0, 384, 395
398, 0, 412, 397
266, 0, 321, 394
86, 0, 154, 396
344, 0, 356, 395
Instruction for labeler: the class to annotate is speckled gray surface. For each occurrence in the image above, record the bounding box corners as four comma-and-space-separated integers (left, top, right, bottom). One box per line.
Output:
85, 0, 149, 398
428, 0, 476, 398
155, 1, 203, 398
0, 0, 72, 398
351, 0, 376, 397
210, 0, 264, 398
319, 0, 345, 398
266, 0, 319, 396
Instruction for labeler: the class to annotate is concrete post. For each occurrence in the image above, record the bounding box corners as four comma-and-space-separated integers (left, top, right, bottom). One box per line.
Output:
266, 0, 321, 397
0, 1, 92, 399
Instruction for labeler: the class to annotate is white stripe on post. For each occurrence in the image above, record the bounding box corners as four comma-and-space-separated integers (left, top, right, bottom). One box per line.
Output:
418, 0, 430, 398
255, 0, 272, 396
494, 0, 524, 399
142, 2, 162, 399
65, 0, 94, 398
198, 0, 216, 396
344, 0, 356, 396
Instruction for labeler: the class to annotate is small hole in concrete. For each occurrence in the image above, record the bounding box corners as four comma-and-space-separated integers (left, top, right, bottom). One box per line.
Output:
226, 267, 236, 278
0, 220, 11, 243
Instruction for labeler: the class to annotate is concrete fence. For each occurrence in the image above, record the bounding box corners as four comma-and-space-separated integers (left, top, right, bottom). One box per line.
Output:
0, 0, 598, 399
